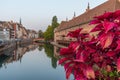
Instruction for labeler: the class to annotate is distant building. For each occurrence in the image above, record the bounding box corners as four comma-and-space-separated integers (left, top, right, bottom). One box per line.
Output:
27, 29, 38, 39
0, 21, 10, 40
54, 0, 120, 42
0, 20, 37, 40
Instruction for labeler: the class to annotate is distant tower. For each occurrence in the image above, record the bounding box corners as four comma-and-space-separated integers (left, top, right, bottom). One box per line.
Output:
73, 12, 76, 18
66, 17, 68, 21
19, 18, 22, 25
86, 2, 90, 12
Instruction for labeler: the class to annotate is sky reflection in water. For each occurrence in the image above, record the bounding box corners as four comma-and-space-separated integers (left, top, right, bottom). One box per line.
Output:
0, 44, 67, 80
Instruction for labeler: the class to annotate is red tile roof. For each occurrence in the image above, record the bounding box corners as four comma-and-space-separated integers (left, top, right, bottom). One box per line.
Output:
56, 0, 120, 32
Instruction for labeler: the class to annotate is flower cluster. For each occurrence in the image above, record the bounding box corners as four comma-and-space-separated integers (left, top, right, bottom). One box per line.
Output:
59, 10, 120, 80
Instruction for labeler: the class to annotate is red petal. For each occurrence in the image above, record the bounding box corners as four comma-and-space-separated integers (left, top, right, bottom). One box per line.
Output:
99, 33, 114, 49
103, 21, 115, 33
69, 42, 80, 52
94, 12, 113, 20
114, 10, 120, 18
117, 58, 120, 72
84, 66, 95, 79
60, 47, 74, 55
66, 66, 73, 79
103, 12, 113, 19
64, 61, 73, 71
104, 33, 114, 48
116, 40, 120, 50
90, 23, 103, 32
59, 58, 71, 64
67, 28, 82, 38
90, 19, 101, 25
106, 51, 115, 57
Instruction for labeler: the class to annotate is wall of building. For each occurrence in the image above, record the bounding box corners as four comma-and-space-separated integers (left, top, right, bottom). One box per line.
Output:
54, 0, 120, 42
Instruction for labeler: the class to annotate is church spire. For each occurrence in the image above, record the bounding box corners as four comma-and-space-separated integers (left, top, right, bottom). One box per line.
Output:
66, 17, 68, 21
73, 12, 76, 18
86, 2, 90, 12
87, 2, 90, 10
20, 18, 22, 25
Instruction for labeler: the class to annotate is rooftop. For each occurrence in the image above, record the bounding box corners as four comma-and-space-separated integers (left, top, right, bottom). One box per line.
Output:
56, 0, 120, 32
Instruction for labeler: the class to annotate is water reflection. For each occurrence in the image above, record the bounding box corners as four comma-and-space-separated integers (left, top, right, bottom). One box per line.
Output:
0, 43, 66, 80
42, 44, 57, 69
0, 43, 61, 70
0, 44, 38, 69
54, 45, 61, 57
38, 44, 43, 51
0, 43, 60, 69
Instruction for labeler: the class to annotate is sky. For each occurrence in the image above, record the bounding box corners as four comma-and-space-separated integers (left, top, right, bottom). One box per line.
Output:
0, 0, 107, 32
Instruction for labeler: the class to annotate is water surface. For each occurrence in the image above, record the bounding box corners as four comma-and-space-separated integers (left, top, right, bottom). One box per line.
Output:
0, 44, 66, 80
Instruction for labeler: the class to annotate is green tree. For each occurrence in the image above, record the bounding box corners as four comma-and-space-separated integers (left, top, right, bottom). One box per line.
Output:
38, 30, 44, 38
44, 16, 59, 41
44, 25, 53, 41
52, 16, 59, 28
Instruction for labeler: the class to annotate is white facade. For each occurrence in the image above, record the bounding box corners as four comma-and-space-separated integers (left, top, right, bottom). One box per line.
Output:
0, 29, 10, 40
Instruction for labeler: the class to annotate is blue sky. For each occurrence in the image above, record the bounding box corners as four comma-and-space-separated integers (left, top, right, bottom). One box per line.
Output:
0, 0, 107, 31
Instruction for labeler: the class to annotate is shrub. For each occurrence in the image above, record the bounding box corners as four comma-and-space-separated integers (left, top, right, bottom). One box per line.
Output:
59, 10, 120, 80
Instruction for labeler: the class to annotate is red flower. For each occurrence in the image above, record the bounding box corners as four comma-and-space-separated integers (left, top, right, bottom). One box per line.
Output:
59, 10, 120, 80
67, 28, 82, 38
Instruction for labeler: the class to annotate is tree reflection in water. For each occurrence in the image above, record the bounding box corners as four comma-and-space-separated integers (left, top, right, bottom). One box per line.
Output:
38, 44, 43, 51
42, 44, 57, 69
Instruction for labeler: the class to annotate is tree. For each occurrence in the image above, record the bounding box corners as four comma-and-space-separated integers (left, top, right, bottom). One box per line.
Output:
38, 30, 44, 38
44, 25, 53, 41
52, 16, 59, 28
44, 16, 59, 41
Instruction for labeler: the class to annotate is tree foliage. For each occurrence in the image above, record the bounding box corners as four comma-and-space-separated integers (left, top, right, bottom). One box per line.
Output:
44, 16, 59, 41
52, 16, 59, 28
44, 25, 54, 41
38, 30, 44, 38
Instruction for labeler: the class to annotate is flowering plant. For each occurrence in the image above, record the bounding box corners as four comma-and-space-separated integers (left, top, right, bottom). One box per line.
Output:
59, 10, 120, 80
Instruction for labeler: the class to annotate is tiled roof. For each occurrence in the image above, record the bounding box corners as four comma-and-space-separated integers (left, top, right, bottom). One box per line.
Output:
56, 0, 120, 32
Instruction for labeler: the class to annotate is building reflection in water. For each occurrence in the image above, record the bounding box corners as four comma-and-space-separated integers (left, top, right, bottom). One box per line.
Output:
54, 45, 60, 58
0, 44, 38, 69
0, 43, 61, 70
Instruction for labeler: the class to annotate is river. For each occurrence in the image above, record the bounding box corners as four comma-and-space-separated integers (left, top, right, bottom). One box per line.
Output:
0, 43, 73, 80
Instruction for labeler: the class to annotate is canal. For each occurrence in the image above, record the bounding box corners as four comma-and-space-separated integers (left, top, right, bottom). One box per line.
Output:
0, 43, 73, 80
